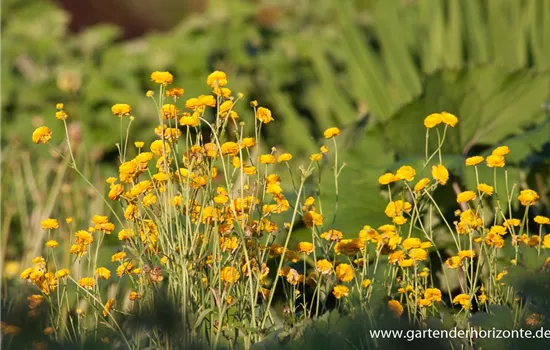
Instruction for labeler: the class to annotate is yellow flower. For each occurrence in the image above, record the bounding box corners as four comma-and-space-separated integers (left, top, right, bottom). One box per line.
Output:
214, 87, 232, 98
497, 270, 508, 281
150, 140, 171, 156
420, 241, 433, 249
465, 156, 484, 166
134, 141, 144, 148
492, 146, 510, 156
486, 154, 505, 168
431, 164, 449, 185
393, 216, 407, 225
534, 216, 550, 225
504, 218, 521, 228
45, 240, 59, 248
458, 250, 475, 259
41, 218, 59, 230
310, 153, 322, 161
259, 154, 276, 164
459, 209, 483, 230
32, 126, 52, 144
334, 238, 365, 256
418, 299, 432, 307
378, 224, 397, 233
116, 262, 135, 277
384, 200, 412, 218
398, 258, 413, 267
523, 235, 540, 247
161, 104, 179, 119
277, 153, 292, 162
55, 269, 70, 278
286, 269, 302, 285
324, 127, 340, 139
219, 100, 233, 115
445, 256, 462, 269
179, 112, 200, 127
414, 178, 430, 192
424, 113, 442, 128
129, 291, 140, 301
332, 285, 349, 299
362, 279, 372, 288
76, 230, 94, 245
378, 173, 397, 185
103, 298, 115, 317
485, 232, 505, 248
542, 234, 550, 248
335, 264, 354, 282
185, 98, 200, 110
456, 191, 476, 203
304, 196, 315, 207
243, 166, 256, 175
56, 103, 64, 109
518, 189, 539, 206
111, 104, 132, 116
20, 267, 33, 279
95, 267, 111, 280
220, 266, 240, 284
297, 242, 314, 255
241, 137, 256, 148
453, 293, 471, 309
303, 211, 324, 227
111, 251, 127, 262
320, 145, 329, 154
409, 248, 427, 261
256, 107, 274, 124
221, 142, 239, 156
388, 300, 403, 316
142, 193, 157, 206
198, 94, 216, 107
78, 277, 95, 289
70, 244, 88, 257
479, 294, 488, 304
207, 71, 228, 87
477, 183, 494, 195
55, 110, 68, 120
320, 229, 343, 242
402, 237, 421, 250
316, 259, 333, 275
441, 112, 458, 127
396, 165, 416, 181
424, 288, 442, 302
150, 71, 173, 85
166, 87, 184, 97
32, 256, 45, 265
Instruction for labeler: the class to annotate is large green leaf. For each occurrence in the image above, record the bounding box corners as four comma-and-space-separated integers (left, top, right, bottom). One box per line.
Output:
369, 67, 549, 158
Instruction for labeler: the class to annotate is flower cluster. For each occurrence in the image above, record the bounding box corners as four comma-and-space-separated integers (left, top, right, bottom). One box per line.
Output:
18, 71, 549, 349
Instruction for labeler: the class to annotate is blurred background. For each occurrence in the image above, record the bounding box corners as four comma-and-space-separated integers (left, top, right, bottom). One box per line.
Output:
2, 0, 550, 275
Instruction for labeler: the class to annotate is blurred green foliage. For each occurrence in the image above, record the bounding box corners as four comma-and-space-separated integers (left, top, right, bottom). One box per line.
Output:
3, 0, 548, 151
2, 0, 549, 248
